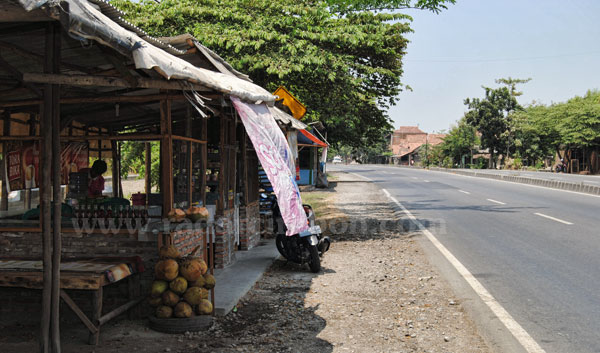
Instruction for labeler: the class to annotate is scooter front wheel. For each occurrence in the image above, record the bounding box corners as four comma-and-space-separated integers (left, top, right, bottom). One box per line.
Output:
275, 234, 290, 260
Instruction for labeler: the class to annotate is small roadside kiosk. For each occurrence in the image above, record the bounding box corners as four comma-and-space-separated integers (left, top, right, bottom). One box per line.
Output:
0, 0, 273, 350
269, 104, 328, 186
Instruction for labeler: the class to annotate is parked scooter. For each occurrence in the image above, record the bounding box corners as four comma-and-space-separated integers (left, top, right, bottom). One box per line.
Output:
261, 193, 330, 272
555, 159, 567, 173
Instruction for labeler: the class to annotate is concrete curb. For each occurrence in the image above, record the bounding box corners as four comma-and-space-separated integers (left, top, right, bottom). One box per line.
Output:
427, 167, 600, 196
213, 241, 280, 316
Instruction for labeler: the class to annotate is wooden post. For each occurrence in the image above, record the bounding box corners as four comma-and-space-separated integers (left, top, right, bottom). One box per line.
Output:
200, 117, 207, 207
1, 109, 10, 211
241, 126, 248, 206
118, 142, 123, 198
109, 128, 119, 198
160, 97, 173, 216
144, 142, 151, 197
49, 21, 62, 353
40, 22, 56, 353
88, 287, 103, 345
218, 115, 226, 213
25, 114, 36, 210
186, 106, 192, 206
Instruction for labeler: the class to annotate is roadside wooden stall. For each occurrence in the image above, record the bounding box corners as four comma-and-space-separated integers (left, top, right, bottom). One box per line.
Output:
0, 0, 275, 350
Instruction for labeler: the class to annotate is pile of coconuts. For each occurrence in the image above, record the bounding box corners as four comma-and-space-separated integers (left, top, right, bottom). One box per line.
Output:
149, 245, 215, 318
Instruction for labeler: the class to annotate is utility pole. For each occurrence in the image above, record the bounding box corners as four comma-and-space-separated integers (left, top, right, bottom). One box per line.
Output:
425, 133, 429, 168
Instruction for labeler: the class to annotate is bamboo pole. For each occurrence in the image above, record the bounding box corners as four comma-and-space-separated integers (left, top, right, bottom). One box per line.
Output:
40, 22, 53, 353
200, 117, 207, 207
1, 109, 10, 211
186, 106, 193, 206
23, 72, 211, 92
160, 97, 173, 216
50, 21, 62, 353
145, 142, 151, 197
0, 93, 189, 108
109, 128, 119, 198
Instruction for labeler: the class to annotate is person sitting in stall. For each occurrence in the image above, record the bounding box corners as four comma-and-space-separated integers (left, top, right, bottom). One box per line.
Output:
81, 160, 108, 198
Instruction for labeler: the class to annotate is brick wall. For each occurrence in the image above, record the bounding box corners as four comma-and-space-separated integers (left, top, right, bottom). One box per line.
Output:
169, 226, 207, 258
214, 209, 235, 268
239, 201, 260, 250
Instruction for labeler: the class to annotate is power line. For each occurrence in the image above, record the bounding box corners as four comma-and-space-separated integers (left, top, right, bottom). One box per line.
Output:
405, 51, 600, 63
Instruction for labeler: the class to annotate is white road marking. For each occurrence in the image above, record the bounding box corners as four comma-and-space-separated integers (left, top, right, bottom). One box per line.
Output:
487, 199, 506, 205
411, 177, 418, 180
458, 190, 471, 195
423, 180, 430, 183
381, 188, 546, 353
534, 213, 573, 225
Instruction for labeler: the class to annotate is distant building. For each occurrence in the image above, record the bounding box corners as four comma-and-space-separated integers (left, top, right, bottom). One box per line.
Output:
390, 126, 445, 165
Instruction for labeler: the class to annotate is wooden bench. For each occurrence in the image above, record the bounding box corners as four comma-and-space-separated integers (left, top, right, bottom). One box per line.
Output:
0, 257, 144, 345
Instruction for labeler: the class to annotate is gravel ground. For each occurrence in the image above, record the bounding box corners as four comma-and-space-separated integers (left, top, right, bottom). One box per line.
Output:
1, 171, 491, 353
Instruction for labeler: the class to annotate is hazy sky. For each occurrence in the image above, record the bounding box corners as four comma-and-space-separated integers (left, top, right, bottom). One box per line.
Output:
389, 0, 600, 133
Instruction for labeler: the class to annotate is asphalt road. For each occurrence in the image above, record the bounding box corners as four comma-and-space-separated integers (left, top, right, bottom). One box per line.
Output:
329, 164, 600, 353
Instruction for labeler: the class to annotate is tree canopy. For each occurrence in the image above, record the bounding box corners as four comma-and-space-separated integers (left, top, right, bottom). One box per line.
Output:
438, 118, 478, 166
325, 0, 456, 14
435, 82, 599, 170
464, 85, 521, 167
112, 0, 427, 148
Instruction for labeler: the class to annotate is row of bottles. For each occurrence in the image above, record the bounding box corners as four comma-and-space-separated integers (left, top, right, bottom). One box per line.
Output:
74, 204, 149, 229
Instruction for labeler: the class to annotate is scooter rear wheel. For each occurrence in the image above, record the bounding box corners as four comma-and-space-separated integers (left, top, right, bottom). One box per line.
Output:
308, 245, 321, 273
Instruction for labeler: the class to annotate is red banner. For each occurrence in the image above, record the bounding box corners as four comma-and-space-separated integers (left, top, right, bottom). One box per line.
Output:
4, 142, 88, 191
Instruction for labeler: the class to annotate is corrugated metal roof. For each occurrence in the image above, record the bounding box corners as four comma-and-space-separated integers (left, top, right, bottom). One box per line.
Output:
268, 106, 307, 130
14, 0, 275, 104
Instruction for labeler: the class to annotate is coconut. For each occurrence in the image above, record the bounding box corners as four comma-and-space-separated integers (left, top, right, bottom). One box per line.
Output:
168, 209, 186, 223
159, 245, 180, 259
183, 287, 203, 305
156, 305, 173, 318
189, 275, 206, 288
169, 276, 188, 294
174, 302, 193, 318
150, 280, 169, 297
179, 259, 206, 281
197, 299, 213, 315
148, 296, 162, 307
155, 259, 179, 281
203, 274, 216, 289
161, 290, 180, 307
186, 206, 209, 222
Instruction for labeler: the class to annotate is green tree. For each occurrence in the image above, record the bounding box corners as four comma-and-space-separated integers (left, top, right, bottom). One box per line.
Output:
418, 142, 443, 167
511, 90, 600, 170
495, 77, 531, 97
325, 0, 456, 14
558, 90, 600, 149
120, 141, 160, 189
112, 0, 415, 149
439, 119, 478, 167
511, 104, 558, 167
464, 83, 522, 168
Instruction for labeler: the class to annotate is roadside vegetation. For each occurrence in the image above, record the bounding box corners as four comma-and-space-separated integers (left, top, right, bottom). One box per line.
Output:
425, 80, 600, 170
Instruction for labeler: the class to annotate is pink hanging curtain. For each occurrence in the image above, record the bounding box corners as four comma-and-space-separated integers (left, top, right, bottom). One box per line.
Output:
231, 97, 308, 236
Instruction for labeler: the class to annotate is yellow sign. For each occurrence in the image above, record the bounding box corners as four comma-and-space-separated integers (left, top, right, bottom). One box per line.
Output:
273, 86, 307, 120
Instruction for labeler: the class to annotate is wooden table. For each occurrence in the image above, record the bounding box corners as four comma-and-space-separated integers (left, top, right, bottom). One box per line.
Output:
0, 257, 143, 345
